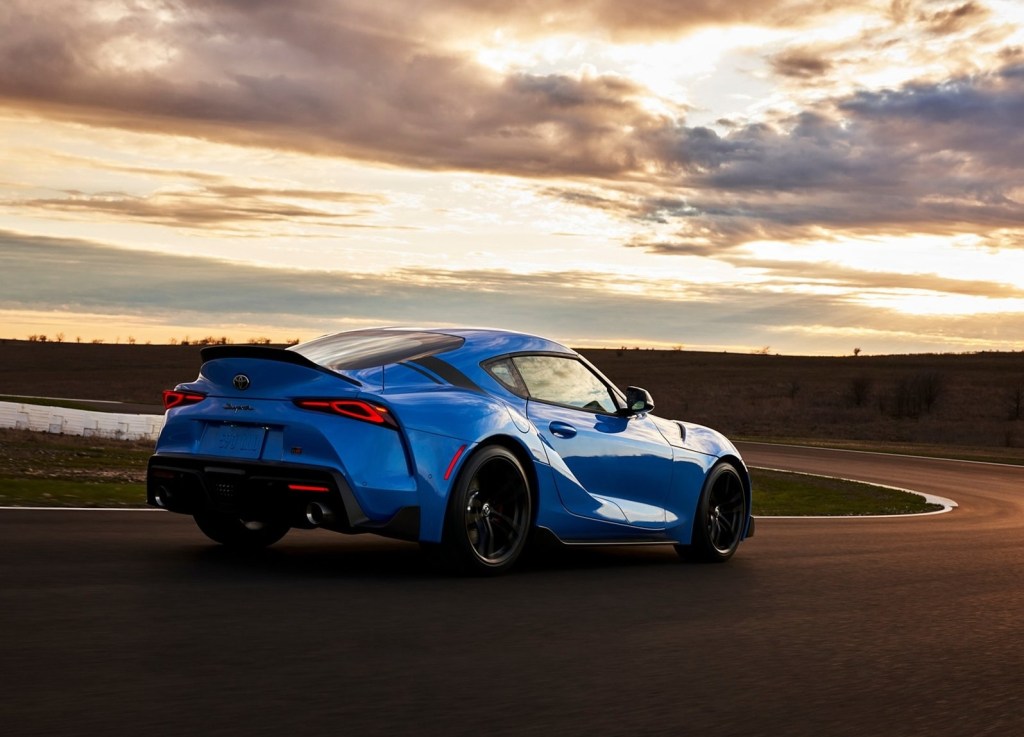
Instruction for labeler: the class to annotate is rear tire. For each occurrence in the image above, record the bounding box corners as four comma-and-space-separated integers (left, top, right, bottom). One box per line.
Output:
676, 463, 747, 563
441, 445, 532, 576
194, 510, 289, 549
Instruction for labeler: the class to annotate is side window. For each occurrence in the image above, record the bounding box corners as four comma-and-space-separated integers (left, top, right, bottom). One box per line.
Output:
483, 358, 528, 397
512, 355, 618, 413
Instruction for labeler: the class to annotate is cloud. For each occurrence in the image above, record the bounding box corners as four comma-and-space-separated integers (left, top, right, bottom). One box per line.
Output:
603, 66, 1024, 250
2, 0, 1024, 257
377, 0, 864, 40
725, 257, 1024, 298
9, 182, 391, 232
920, 1, 988, 36
0, 0, 923, 183
0, 0, 679, 178
4, 229, 1024, 353
768, 49, 835, 79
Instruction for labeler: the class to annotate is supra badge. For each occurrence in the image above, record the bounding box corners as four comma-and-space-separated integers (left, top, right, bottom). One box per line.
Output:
232, 374, 251, 391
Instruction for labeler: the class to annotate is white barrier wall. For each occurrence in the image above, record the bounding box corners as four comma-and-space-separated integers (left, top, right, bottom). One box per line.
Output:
0, 401, 165, 441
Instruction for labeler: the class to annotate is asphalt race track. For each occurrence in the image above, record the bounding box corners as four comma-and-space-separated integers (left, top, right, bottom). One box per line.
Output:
2, 444, 1022, 737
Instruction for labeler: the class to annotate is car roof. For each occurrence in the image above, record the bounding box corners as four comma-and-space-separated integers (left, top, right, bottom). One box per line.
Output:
291, 326, 577, 374
417, 327, 574, 359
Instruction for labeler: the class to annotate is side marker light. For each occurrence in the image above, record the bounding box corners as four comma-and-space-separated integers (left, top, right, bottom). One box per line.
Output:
444, 445, 467, 481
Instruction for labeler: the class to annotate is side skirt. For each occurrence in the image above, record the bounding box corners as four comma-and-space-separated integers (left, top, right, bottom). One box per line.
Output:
534, 526, 677, 547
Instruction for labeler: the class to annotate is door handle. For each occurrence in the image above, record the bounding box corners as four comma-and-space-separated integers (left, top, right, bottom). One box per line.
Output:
549, 421, 577, 439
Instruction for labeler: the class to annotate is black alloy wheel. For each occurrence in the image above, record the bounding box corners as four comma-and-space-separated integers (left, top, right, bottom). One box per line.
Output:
676, 462, 747, 563
445, 445, 532, 575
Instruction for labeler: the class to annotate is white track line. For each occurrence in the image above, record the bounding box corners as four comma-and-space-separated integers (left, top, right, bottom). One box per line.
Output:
740, 440, 1024, 469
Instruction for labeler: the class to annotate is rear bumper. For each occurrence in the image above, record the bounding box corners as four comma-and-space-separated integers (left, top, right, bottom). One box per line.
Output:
147, 454, 420, 541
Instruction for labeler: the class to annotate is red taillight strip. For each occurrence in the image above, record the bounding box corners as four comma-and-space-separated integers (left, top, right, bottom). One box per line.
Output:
288, 484, 330, 493
444, 445, 467, 481
162, 390, 207, 410
294, 398, 398, 428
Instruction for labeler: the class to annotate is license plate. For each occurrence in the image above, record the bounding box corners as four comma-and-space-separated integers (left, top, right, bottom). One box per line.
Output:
201, 424, 266, 459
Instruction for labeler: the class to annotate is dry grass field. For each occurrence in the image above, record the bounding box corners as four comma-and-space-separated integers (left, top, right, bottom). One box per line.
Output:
583, 347, 1024, 453
2, 339, 1023, 454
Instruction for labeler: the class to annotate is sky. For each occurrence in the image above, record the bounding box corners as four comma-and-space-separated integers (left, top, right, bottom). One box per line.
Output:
2, 0, 1024, 354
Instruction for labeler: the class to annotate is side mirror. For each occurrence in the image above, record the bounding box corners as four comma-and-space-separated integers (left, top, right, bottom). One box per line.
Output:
624, 386, 655, 415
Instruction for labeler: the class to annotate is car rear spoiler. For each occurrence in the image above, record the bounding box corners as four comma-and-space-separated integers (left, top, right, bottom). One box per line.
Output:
199, 346, 361, 386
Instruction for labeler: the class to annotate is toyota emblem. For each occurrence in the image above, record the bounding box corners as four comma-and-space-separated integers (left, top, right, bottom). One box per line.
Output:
232, 374, 251, 391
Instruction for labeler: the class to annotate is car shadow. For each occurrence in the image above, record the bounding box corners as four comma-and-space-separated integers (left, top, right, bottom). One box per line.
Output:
164, 533, 698, 582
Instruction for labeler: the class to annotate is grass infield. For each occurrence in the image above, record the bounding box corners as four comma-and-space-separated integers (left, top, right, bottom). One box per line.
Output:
0, 428, 945, 515
751, 467, 941, 516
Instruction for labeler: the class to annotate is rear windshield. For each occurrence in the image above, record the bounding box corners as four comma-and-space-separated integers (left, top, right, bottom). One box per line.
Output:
289, 329, 465, 371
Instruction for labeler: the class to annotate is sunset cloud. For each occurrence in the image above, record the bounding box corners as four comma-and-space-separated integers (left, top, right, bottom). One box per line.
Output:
11, 184, 390, 232
4, 230, 1024, 353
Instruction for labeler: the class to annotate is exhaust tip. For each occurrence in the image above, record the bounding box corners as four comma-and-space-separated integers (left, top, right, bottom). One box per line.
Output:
305, 501, 335, 527
153, 488, 168, 508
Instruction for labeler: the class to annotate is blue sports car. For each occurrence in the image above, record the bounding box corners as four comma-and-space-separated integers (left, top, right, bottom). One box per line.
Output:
148, 327, 753, 574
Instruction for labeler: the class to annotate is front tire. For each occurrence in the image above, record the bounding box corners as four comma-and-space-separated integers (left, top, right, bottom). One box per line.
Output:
193, 510, 289, 549
676, 463, 747, 563
441, 445, 532, 575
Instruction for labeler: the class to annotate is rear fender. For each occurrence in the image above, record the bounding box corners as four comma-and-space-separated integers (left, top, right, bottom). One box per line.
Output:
392, 390, 546, 543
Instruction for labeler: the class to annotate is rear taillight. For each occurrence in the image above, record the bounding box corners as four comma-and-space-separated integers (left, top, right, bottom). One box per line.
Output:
162, 390, 207, 410
294, 399, 398, 428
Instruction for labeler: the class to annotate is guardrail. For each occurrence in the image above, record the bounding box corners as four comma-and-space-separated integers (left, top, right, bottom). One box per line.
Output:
0, 401, 164, 441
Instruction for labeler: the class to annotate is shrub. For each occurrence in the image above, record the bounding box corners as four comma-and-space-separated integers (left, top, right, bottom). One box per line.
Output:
849, 376, 872, 407
889, 372, 944, 418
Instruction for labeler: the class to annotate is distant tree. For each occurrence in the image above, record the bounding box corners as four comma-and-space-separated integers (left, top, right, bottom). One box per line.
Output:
75, 336, 82, 343
27, 334, 38, 342
127, 336, 136, 345
91, 338, 104, 344
55, 332, 65, 343
918, 372, 943, 413
169, 337, 178, 345
285, 338, 300, 346
754, 346, 771, 355
891, 372, 944, 418
850, 376, 872, 407
38, 334, 48, 342
853, 347, 861, 357
1010, 384, 1024, 421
